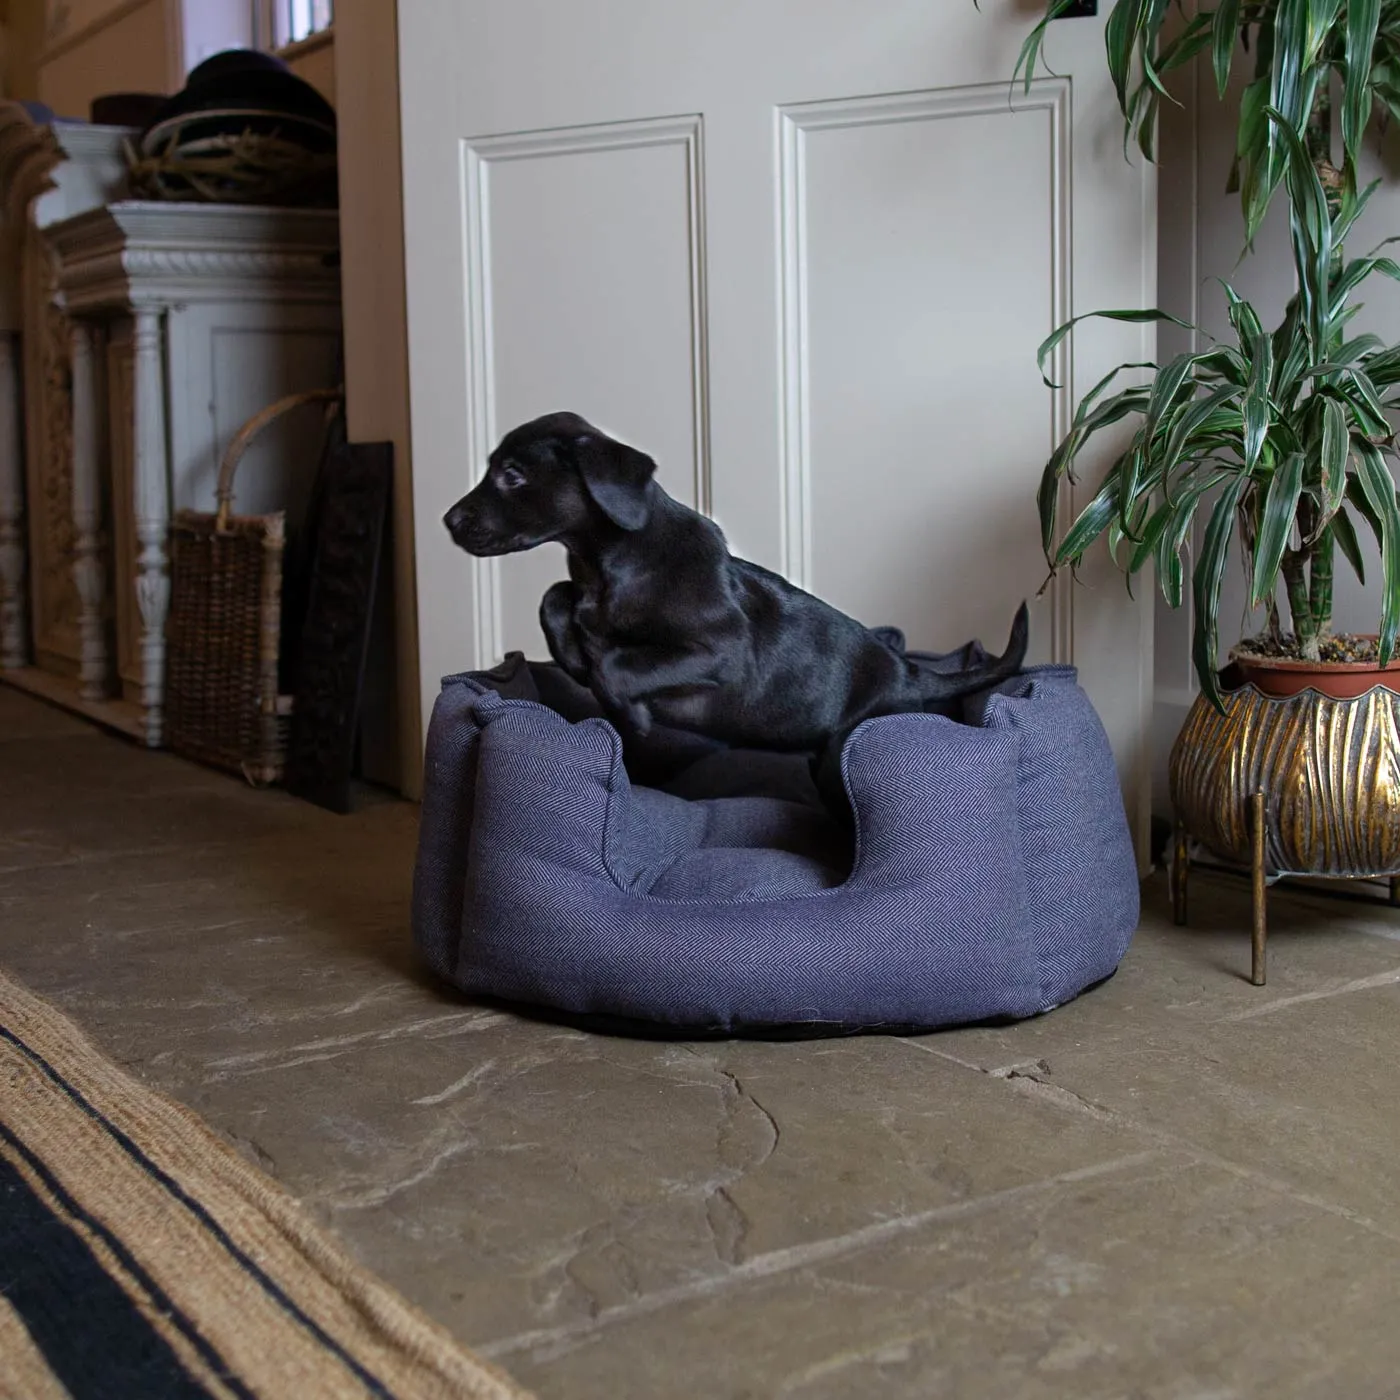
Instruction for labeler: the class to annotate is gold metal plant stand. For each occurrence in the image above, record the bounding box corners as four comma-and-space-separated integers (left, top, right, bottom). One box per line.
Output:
1168, 679, 1400, 986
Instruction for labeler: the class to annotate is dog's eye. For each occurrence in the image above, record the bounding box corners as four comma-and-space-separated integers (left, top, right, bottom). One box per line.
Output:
496, 462, 527, 491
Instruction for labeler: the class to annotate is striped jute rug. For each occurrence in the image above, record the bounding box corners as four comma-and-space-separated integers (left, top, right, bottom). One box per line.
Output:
0, 965, 532, 1400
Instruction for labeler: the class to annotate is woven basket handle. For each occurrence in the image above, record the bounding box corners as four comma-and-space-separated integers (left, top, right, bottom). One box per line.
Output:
215, 387, 344, 531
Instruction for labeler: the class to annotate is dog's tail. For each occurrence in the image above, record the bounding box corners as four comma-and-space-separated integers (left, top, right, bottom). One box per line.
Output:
914, 600, 1031, 709
990, 600, 1031, 679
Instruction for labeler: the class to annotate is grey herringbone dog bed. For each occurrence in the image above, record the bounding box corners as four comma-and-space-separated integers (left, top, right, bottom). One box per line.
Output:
412, 648, 1138, 1033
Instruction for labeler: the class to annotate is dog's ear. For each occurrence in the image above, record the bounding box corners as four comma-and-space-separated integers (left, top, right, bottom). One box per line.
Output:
572, 431, 656, 531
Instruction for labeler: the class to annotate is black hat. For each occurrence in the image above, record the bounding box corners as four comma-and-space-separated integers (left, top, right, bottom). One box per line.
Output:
139, 48, 336, 160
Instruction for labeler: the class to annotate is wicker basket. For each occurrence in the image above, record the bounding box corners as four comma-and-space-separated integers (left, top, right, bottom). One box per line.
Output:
165, 388, 343, 784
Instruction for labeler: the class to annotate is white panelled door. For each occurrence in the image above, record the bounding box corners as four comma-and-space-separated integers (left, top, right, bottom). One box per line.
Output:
399, 0, 1157, 854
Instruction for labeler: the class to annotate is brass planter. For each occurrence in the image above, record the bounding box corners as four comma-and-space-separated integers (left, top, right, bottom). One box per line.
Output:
1168, 675, 1400, 984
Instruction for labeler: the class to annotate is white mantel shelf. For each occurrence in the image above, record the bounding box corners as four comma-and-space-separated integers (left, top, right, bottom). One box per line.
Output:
46, 202, 341, 314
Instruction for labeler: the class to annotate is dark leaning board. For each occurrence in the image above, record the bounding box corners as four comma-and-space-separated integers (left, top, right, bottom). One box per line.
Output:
284, 440, 393, 813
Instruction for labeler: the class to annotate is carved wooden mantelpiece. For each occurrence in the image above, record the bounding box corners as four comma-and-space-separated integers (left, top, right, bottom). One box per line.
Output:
0, 104, 132, 702
37, 200, 342, 746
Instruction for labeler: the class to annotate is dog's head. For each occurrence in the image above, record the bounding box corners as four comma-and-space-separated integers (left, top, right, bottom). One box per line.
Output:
443, 411, 657, 556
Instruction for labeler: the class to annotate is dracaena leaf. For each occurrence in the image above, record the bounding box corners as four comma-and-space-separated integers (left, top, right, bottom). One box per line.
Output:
1347, 463, 1386, 549
1143, 351, 1200, 444
1196, 347, 1249, 385
1157, 468, 1231, 610
1104, 0, 1145, 115
1157, 15, 1214, 76
1353, 442, 1400, 662
1161, 383, 1244, 482
1251, 451, 1305, 605
1333, 504, 1367, 586
1222, 280, 1264, 346
1343, 367, 1393, 435
1320, 396, 1350, 521
1194, 475, 1252, 708
1129, 497, 1174, 573
1267, 108, 1332, 315
1035, 309, 1190, 388
1243, 326, 1275, 471
1332, 177, 1382, 249
1363, 344, 1400, 386
1054, 469, 1123, 567
1345, 0, 1383, 170
1213, 0, 1242, 96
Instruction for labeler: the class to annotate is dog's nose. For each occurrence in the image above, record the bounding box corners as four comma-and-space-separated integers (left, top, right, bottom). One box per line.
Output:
444, 503, 469, 537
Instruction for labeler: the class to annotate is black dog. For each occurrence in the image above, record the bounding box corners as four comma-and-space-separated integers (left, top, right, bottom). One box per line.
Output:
444, 412, 1028, 758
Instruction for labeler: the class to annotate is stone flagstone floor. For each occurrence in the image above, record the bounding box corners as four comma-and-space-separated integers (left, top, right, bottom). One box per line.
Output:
4, 683, 1400, 1398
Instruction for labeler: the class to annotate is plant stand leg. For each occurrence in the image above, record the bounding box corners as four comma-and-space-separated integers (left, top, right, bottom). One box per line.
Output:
1250, 790, 1267, 987
1390, 875, 1400, 908
1171, 817, 1190, 926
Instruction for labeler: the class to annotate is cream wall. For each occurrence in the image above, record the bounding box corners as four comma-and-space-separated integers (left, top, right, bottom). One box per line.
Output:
34, 0, 175, 116
1153, 38, 1400, 813
6, 0, 336, 113
2, 0, 47, 101
283, 32, 333, 102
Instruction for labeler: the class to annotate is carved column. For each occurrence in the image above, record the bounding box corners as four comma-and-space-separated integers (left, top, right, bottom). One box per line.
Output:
69, 320, 108, 699
0, 331, 25, 669
131, 307, 169, 747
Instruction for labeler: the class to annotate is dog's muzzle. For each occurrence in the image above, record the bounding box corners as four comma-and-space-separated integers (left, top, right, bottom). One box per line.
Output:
443, 501, 471, 539
443, 501, 517, 556
443, 501, 492, 552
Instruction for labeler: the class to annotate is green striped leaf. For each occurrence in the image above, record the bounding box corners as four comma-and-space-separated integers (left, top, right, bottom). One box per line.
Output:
1193, 475, 1252, 708
1306, 0, 1345, 61
1320, 395, 1350, 521
1270, 0, 1309, 124
1212, 0, 1242, 97
1271, 299, 1314, 402
1038, 386, 1153, 551
1157, 468, 1231, 610
1243, 325, 1274, 472
1054, 470, 1123, 567
1104, 0, 1145, 114
1268, 107, 1333, 343
1142, 351, 1200, 446
1129, 497, 1174, 573
1157, 14, 1214, 76
1195, 347, 1249, 385
1362, 344, 1400, 386
1344, 0, 1383, 170
1161, 383, 1244, 487
1222, 280, 1264, 346
1333, 505, 1367, 586
1347, 465, 1385, 551
1332, 177, 1382, 249
1251, 451, 1304, 606
1035, 308, 1189, 388
1352, 442, 1400, 662
1343, 367, 1393, 435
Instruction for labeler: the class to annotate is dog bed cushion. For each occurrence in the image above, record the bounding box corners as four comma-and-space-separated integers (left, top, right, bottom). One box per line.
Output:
412, 648, 1139, 1032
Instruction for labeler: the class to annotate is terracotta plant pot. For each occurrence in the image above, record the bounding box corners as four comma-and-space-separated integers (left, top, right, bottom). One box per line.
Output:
1229, 637, 1400, 700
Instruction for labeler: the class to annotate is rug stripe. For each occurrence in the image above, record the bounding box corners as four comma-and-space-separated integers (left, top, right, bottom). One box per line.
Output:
0, 1293, 75, 1400
0, 1146, 217, 1400
0, 970, 532, 1400
0, 1128, 246, 1400
0, 1114, 249, 1400
0, 1025, 399, 1400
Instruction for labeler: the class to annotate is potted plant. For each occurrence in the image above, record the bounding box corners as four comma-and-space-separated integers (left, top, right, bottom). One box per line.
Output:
1010, 1, 1400, 981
